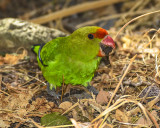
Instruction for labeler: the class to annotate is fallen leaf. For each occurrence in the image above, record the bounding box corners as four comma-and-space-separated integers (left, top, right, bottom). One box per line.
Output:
59, 101, 72, 111
0, 49, 27, 65
17, 109, 27, 117
0, 119, 10, 128
96, 90, 110, 105
136, 110, 158, 126
115, 109, 128, 123
41, 112, 71, 126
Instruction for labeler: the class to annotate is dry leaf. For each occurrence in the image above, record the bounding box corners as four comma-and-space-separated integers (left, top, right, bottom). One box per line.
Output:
96, 90, 110, 105
17, 109, 28, 117
136, 110, 158, 126
136, 116, 151, 126
59, 101, 72, 111
115, 109, 128, 123
121, 36, 132, 49
0, 49, 27, 65
0, 119, 10, 128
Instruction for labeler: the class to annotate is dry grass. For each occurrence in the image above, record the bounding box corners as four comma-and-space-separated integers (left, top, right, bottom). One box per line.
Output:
0, 0, 160, 128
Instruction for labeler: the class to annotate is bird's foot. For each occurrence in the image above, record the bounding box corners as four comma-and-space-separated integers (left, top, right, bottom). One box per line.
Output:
87, 84, 99, 96
46, 83, 60, 99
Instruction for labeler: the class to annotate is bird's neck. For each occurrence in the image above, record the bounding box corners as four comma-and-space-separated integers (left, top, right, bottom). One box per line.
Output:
64, 37, 99, 62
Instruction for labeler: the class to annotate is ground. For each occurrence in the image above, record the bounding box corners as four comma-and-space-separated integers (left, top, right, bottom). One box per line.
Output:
0, 0, 160, 128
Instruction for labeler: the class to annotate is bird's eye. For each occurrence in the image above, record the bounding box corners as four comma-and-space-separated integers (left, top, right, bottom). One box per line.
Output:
88, 34, 94, 39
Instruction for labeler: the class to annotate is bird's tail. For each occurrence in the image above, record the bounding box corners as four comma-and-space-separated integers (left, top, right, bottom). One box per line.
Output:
31, 44, 41, 55
31, 44, 40, 55
31, 43, 47, 66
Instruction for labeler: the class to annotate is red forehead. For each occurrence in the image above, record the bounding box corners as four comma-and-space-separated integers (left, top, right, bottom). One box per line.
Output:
95, 28, 108, 38
95, 28, 108, 39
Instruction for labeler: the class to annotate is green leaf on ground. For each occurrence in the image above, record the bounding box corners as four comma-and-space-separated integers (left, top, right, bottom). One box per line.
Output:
41, 112, 72, 126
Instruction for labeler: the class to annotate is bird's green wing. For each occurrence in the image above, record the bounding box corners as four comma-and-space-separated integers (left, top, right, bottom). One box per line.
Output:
39, 37, 66, 67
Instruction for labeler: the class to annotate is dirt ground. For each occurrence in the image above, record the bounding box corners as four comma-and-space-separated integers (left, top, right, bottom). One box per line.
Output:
0, 0, 160, 128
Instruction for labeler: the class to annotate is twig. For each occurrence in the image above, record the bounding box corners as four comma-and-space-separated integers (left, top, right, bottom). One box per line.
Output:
92, 98, 158, 128
107, 55, 137, 109
146, 110, 159, 128
45, 124, 74, 128
99, 55, 137, 127
115, 10, 160, 40
30, 0, 126, 24
76, 9, 154, 28
0, 89, 9, 95
30, 118, 44, 128
28, 74, 47, 85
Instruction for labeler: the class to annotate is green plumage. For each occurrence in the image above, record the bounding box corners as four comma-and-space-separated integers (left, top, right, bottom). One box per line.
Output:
32, 26, 103, 89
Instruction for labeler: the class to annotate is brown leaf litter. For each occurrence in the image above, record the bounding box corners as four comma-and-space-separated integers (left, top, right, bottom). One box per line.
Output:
0, 28, 160, 127
0, 48, 27, 65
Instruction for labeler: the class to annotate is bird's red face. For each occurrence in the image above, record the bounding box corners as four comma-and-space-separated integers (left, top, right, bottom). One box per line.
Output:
88, 28, 115, 57
96, 28, 115, 57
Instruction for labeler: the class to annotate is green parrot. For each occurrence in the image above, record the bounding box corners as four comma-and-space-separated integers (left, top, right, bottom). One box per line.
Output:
32, 26, 115, 98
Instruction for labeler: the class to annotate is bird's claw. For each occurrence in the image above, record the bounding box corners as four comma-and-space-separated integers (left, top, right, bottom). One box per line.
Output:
46, 83, 60, 99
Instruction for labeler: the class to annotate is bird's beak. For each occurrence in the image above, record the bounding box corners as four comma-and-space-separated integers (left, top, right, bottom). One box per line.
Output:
97, 35, 115, 57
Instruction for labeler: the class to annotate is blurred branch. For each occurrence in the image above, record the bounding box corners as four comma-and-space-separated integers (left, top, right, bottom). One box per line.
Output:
29, 0, 127, 24
76, 8, 155, 28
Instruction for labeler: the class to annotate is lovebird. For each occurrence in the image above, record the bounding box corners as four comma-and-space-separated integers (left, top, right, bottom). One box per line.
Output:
32, 26, 115, 98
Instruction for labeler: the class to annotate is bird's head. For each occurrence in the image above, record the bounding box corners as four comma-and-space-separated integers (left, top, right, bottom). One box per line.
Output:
70, 26, 115, 59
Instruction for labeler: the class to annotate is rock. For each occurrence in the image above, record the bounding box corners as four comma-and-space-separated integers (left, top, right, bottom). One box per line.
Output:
0, 18, 66, 55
